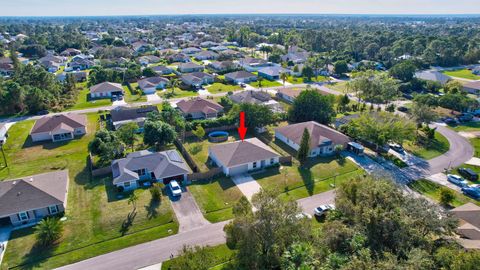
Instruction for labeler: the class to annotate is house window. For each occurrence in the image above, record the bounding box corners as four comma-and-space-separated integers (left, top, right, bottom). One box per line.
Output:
124, 181, 131, 188
49, 205, 59, 215
270, 158, 275, 164
253, 162, 257, 169
18, 211, 29, 221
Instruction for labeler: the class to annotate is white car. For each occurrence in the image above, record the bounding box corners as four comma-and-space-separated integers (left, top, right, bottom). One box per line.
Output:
314, 204, 335, 217
169, 180, 182, 197
447, 174, 468, 187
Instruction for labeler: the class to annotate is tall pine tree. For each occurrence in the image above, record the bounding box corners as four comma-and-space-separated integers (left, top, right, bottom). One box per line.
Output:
297, 128, 310, 166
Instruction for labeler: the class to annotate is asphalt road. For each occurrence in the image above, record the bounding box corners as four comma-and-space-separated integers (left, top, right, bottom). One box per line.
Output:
56, 189, 337, 270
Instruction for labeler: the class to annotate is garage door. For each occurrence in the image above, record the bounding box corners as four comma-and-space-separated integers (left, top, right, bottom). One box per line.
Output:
229, 164, 249, 176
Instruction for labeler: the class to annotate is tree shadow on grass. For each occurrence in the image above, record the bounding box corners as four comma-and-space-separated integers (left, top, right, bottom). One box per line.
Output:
12, 227, 56, 270
298, 167, 314, 196
145, 198, 160, 220
119, 211, 137, 236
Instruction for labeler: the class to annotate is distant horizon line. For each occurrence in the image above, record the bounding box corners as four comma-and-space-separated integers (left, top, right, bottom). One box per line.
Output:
1, 13, 480, 19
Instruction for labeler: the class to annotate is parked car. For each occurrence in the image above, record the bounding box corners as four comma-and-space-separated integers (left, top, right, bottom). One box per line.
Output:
397, 106, 408, 112
462, 187, 480, 200
388, 143, 404, 153
240, 83, 246, 88
314, 204, 335, 217
168, 180, 182, 197
117, 94, 124, 101
457, 113, 474, 123
443, 117, 457, 125
447, 174, 468, 187
36, 110, 49, 116
458, 167, 479, 181
111, 95, 118, 101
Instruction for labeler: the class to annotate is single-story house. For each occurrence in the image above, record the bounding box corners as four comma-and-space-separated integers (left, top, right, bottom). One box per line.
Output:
276, 87, 304, 103
239, 58, 275, 72
138, 55, 161, 66
209, 138, 280, 176
0, 123, 8, 144
450, 203, 480, 249
89, 82, 124, 98
0, 62, 15, 77
334, 114, 360, 129
112, 150, 191, 191
30, 113, 87, 142
281, 51, 309, 64
229, 90, 282, 112
182, 47, 202, 55
219, 49, 243, 59
137, 76, 170, 94
258, 66, 290, 80
40, 60, 61, 73
132, 41, 152, 53
176, 97, 224, 119
180, 72, 214, 89
210, 45, 229, 52
152, 65, 173, 75
415, 70, 451, 85
275, 121, 350, 157
0, 170, 69, 226
207, 61, 238, 73
56, 71, 88, 83
194, 51, 219, 61
224, 71, 257, 84
61, 48, 82, 56
200, 41, 219, 48
178, 62, 205, 73
110, 105, 159, 130
463, 81, 480, 95
167, 53, 191, 63
68, 58, 94, 71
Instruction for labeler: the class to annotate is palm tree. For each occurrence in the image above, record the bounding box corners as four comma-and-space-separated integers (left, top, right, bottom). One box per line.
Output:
257, 77, 264, 89
280, 72, 288, 87
35, 217, 63, 246
128, 193, 139, 212
170, 78, 179, 95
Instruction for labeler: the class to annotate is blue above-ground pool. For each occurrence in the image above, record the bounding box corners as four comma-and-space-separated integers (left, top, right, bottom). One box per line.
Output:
208, 131, 229, 143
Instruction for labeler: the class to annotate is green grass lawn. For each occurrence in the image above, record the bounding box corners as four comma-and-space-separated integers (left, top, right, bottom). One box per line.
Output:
409, 179, 477, 207
68, 83, 112, 111
471, 138, 480, 157
158, 87, 198, 99
327, 81, 349, 93
189, 177, 244, 222
253, 156, 363, 201
1, 114, 178, 269
124, 83, 147, 103
403, 131, 450, 160
449, 122, 480, 132
206, 83, 242, 94
161, 244, 235, 270
249, 80, 282, 88
442, 69, 480, 80
286, 75, 329, 85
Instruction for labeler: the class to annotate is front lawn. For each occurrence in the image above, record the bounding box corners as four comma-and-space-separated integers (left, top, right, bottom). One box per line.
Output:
253, 157, 363, 201
449, 121, 480, 132
471, 138, 480, 157
249, 80, 282, 88
286, 75, 329, 85
68, 83, 112, 111
206, 83, 242, 94
1, 114, 178, 269
408, 179, 477, 207
161, 244, 235, 270
124, 83, 147, 103
158, 87, 198, 99
189, 177, 244, 222
327, 81, 349, 93
442, 69, 480, 80
403, 131, 450, 160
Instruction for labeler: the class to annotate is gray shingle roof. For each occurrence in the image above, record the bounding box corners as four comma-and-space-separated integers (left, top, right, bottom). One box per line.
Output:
90, 82, 124, 94
111, 150, 191, 184
209, 138, 280, 167
0, 170, 69, 217
275, 121, 350, 149
176, 97, 223, 114
137, 76, 170, 90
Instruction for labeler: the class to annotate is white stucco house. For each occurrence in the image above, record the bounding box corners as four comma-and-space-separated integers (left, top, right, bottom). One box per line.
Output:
208, 138, 280, 176
275, 121, 350, 157
137, 76, 170, 94
30, 113, 87, 143
89, 82, 124, 98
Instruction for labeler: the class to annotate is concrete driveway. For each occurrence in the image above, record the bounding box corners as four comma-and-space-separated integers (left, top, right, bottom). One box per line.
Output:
112, 99, 127, 106
146, 93, 161, 102
0, 226, 11, 265
169, 187, 209, 233
231, 174, 262, 202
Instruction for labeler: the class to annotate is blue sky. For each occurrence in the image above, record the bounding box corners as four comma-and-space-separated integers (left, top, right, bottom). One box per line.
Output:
1, 0, 479, 16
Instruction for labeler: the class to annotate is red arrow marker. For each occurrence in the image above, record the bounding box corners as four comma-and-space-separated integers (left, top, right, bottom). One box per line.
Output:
238, 111, 247, 141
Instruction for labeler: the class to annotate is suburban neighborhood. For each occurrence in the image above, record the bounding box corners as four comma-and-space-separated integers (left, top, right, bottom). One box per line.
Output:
0, 7, 480, 270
